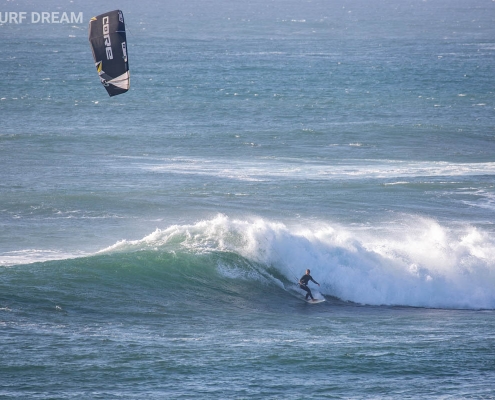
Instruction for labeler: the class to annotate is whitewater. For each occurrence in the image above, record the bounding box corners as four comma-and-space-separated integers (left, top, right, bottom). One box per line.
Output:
92, 215, 495, 310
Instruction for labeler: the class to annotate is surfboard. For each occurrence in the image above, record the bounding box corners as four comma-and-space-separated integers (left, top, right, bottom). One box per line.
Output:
305, 298, 326, 304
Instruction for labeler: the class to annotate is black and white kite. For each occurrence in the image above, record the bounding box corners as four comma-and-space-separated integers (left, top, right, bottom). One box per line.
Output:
88, 10, 130, 96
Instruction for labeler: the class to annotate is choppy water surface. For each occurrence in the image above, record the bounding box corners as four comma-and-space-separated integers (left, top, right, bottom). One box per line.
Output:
1, 0, 494, 398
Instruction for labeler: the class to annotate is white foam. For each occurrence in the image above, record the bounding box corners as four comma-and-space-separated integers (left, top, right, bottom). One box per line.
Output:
0, 249, 87, 266
98, 215, 495, 310
456, 189, 495, 211
133, 157, 495, 182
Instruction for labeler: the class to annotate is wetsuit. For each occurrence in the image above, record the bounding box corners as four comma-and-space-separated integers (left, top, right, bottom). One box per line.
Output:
299, 274, 319, 300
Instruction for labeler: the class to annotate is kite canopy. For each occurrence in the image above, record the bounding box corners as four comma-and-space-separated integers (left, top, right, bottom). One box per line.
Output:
88, 10, 130, 97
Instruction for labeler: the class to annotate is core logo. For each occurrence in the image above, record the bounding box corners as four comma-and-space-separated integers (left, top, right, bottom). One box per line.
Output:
102, 16, 113, 60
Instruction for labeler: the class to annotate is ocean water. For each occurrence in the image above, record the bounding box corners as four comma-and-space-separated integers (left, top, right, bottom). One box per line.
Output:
1, 0, 495, 398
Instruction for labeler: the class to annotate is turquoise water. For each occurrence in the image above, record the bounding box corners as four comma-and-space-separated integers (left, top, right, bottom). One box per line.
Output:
1, 0, 495, 398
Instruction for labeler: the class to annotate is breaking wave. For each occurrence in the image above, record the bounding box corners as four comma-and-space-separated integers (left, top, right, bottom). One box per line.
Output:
97, 214, 495, 310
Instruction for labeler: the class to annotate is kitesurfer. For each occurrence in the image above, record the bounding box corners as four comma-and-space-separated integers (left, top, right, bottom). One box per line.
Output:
299, 269, 320, 301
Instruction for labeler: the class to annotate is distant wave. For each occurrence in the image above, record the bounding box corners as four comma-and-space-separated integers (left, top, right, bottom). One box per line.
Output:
132, 157, 495, 181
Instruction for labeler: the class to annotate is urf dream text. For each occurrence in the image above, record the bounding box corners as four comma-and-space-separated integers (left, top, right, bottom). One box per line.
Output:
0, 12, 83, 24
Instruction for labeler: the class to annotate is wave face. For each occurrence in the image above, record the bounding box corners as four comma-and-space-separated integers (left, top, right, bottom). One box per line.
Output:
6, 215, 492, 312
